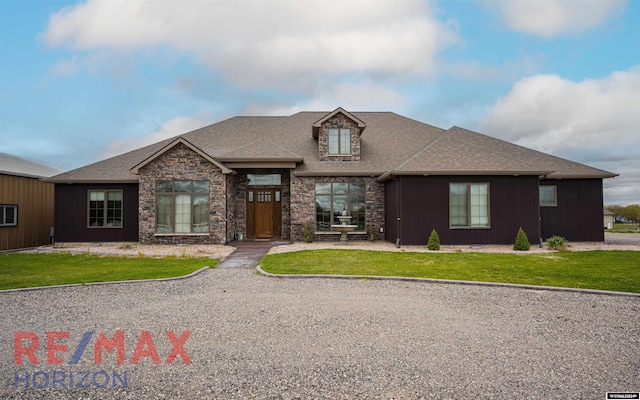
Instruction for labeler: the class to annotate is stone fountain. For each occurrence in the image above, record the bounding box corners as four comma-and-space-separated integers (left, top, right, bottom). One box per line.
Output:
331, 210, 358, 241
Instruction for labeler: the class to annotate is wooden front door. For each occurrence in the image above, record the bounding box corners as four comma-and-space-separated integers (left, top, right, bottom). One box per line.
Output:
247, 189, 281, 238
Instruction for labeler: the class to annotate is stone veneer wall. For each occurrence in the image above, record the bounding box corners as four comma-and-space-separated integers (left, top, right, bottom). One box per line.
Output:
225, 174, 236, 242
138, 143, 228, 244
233, 169, 291, 239
318, 113, 361, 161
290, 175, 384, 242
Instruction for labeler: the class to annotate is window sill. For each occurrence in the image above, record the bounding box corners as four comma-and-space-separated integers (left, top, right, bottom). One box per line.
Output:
449, 226, 491, 230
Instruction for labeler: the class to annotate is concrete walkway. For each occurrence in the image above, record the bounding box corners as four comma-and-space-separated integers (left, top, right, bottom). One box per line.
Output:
216, 239, 290, 268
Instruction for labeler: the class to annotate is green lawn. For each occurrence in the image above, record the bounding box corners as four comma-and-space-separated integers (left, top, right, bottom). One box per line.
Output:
0, 253, 218, 290
261, 250, 640, 293
608, 223, 640, 233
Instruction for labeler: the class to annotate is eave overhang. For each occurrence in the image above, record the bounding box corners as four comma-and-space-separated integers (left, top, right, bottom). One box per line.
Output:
46, 178, 140, 184
542, 172, 619, 179
376, 170, 555, 183
294, 171, 383, 177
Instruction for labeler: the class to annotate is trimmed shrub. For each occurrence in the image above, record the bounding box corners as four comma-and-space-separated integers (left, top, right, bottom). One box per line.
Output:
427, 229, 440, 251
546, 235, 567, 251
513, 227, 530, 251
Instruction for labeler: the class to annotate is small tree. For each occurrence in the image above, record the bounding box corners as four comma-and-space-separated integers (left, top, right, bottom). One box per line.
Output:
427, 229, 440, 251
304, 223, 313, 243
513, 227, 530, 251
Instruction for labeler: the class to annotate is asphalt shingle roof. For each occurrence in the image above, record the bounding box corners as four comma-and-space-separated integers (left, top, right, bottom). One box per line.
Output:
48, 111, 616, 183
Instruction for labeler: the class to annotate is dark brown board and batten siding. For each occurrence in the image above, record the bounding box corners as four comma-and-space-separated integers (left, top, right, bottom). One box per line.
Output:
386, 175, 540, 246
0, 174, 55, 251
539, 178, 604, 242
54, 183, 139, 242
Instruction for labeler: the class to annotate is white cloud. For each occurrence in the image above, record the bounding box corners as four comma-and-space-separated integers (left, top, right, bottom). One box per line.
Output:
245, 80, 407, 116
482, 0, 627, 37
42, 0, 459, 90
98, 116, 209, 160
480, 67, 640, 205
49, 55, 79, 77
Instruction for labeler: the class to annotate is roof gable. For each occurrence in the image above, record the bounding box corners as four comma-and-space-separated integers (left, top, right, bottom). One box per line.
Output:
312, 107, 366, 139
130, 137, 232, 175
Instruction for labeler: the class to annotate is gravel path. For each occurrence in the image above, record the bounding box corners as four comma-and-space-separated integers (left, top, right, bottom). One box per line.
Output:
2, 267, 638, 399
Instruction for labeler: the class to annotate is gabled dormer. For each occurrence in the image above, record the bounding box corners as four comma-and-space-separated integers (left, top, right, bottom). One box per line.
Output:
313, 107, 366, 161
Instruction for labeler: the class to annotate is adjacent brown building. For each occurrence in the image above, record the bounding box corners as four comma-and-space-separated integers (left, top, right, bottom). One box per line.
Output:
0, 153, 63, 251
47, 108, 617, 246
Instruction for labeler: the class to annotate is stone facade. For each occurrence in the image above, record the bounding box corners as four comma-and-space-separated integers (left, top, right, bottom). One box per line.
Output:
318, 113, 362, 161
290, 175, 385, 242
138, 143, 229, 244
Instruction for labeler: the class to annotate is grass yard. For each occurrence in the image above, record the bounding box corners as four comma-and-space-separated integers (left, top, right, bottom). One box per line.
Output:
261, 250, 640, 293
608, 223, 640, 233
0, 253, 218, 290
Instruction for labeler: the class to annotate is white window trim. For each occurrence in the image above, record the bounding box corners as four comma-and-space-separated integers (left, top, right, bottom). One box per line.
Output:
0, 204, 18, 227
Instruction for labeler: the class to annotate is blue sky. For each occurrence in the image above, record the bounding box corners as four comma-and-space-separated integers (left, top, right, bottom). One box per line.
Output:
1, 0, 638, 205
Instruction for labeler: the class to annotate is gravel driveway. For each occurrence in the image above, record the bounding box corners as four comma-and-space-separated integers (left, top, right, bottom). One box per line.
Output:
2, 267, 638, 399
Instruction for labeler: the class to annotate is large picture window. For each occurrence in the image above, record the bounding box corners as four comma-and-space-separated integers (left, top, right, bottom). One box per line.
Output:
0, 204, 17, 227
315, 182, 365, 231
156, 180, 210, 234
328, 128, 351, 155
88, 191, 122, 228
450, 183, 489, 228
539, 185, 557, 207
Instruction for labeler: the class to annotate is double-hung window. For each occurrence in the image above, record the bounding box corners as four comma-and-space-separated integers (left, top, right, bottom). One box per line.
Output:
0, 205, 17, 227
156, 180, 210, 233
88, 191, 122, 227
328, 128, 351, 155
315, 182, 365, 231
450, 183, 489, 228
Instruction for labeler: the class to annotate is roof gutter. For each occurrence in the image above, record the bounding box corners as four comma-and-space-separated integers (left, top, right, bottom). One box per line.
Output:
377, 170, 555, 183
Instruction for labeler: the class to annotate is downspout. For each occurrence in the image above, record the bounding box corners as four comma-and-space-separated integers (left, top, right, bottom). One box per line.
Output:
396, 176, 402, 248
537, 175, 543, 248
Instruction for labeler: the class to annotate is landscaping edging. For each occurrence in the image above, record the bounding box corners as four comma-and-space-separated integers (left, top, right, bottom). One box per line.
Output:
256, 265, 640, 298
0, 266, 211, 293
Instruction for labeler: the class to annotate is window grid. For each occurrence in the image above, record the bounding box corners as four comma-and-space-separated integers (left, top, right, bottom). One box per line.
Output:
450, 183, 489, 228
156, 180, 210, 234
315, 182, 366, 231
88, 191, 122, 228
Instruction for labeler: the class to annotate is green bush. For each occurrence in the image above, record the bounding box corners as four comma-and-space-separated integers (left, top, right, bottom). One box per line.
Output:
546, 235, 567, 251
427, 229, 440, 251
304, 223, 313, 243
513, 227, 530, 251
